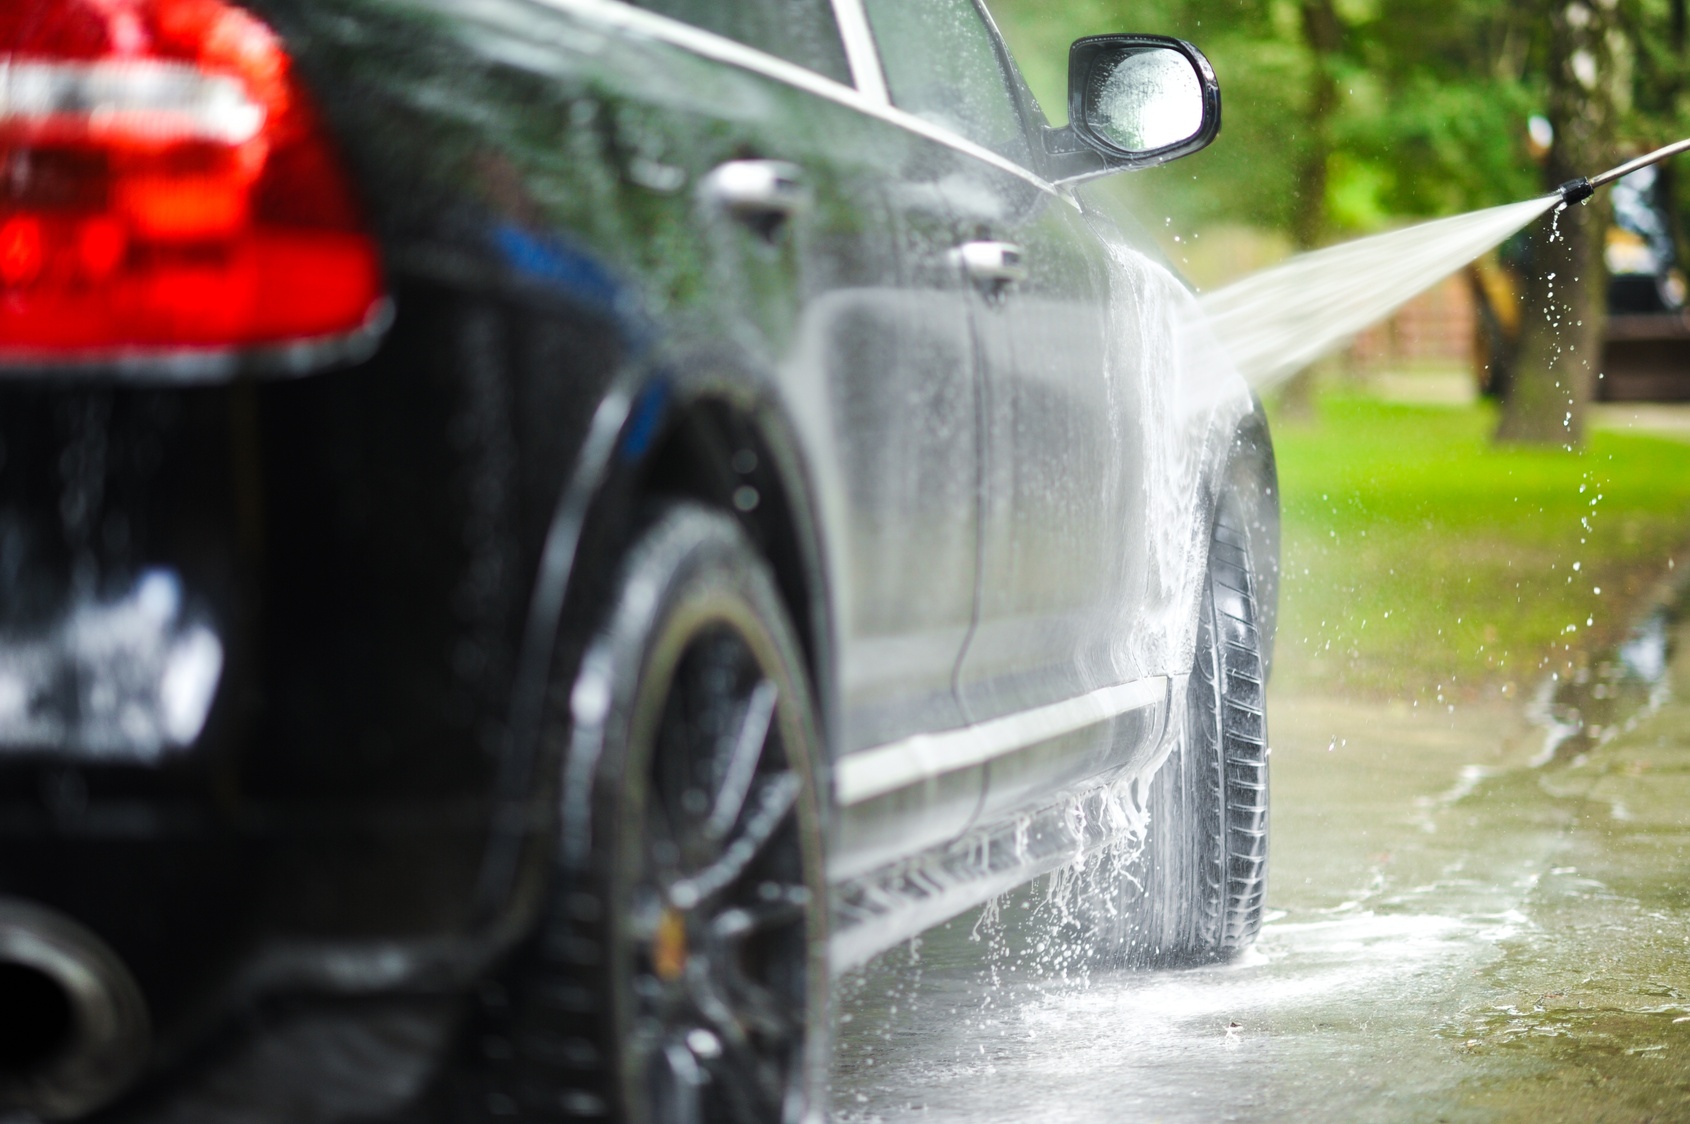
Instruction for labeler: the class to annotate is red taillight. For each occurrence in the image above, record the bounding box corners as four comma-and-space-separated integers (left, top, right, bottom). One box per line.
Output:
0, 0, 384, 358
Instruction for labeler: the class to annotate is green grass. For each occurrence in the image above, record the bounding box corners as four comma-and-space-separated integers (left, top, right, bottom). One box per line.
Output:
1270, 393, 1690, 701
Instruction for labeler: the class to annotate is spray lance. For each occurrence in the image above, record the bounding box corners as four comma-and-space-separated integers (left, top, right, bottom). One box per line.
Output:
1556, 137, 1690, 206
1200, 137, 1690, 392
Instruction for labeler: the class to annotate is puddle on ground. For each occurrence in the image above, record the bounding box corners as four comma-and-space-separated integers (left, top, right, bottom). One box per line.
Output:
832, 614, 1690, 1122
1528, 606, 1671, 766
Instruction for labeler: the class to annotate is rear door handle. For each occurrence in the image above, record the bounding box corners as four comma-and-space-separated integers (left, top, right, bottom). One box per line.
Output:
702, 160, 808, 233
951, 240, 1027, 291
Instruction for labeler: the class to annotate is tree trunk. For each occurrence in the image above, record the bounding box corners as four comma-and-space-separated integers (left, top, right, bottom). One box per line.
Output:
1495, 0, 1617, 446
1292, 0, 1344, 250
1277, 0, 1346, 420
1467, 262, 1518, 400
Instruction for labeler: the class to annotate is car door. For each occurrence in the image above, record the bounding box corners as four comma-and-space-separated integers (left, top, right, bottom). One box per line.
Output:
861, 0, 1168, 826
542, 2, 987, 875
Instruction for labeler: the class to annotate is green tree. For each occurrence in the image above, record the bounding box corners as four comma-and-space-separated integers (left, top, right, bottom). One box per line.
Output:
1496, 0, 1620, 446
990, 0, 1690, 447
990, 0, 1544, 237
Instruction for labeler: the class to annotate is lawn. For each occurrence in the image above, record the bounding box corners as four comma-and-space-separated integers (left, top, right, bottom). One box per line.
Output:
1269, 393, 1690, 702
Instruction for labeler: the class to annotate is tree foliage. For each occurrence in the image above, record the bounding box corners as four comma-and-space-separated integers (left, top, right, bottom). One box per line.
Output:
990, 0, 1690, 241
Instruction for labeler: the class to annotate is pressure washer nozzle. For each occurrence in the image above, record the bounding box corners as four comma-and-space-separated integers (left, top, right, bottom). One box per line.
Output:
1557, 177, 1595, 205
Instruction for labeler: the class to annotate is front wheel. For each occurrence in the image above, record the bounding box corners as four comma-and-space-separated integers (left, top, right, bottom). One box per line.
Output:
1109, 487, 1271, 967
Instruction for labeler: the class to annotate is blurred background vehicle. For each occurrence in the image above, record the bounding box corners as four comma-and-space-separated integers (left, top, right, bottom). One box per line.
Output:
1599, 163, 1690, 401
1605, 164, 1687, 315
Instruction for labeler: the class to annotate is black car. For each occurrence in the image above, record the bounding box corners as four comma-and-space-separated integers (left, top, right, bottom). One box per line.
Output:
0, 0, 1278, 1120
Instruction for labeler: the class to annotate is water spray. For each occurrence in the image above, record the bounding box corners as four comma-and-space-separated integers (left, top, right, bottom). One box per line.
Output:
1200, 138, 1690, 391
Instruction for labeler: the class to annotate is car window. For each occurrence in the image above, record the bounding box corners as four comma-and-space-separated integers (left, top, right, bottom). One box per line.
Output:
861, 0, 1032, 165
626, 0, 852, 85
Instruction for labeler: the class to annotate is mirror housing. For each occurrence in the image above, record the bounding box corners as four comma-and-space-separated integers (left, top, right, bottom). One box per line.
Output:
1043, 34, 1221, 184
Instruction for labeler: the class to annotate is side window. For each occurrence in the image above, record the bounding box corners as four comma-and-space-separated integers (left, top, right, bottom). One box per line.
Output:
628, 0, 852, 84
861, 0, 1032, 165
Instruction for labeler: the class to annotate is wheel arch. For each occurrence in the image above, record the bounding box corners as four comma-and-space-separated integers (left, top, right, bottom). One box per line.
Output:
1219, 396, 1281, 679
633, 391, 834, 711
469, 360, 837, 949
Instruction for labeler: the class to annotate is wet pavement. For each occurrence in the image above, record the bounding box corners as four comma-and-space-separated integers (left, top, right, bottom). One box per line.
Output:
830, 619, 1690, 1121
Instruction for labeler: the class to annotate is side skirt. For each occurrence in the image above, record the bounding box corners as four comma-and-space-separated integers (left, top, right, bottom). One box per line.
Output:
829, 683, 1188, 973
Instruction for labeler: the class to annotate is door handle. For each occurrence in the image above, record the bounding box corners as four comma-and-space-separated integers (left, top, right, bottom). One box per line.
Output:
951, 240, 1027, 291
701, 159, 808, 235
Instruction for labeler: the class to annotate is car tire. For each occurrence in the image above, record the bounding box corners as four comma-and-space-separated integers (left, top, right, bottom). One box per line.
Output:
458, 502, 829, 1123
1110, 485, 1270, 967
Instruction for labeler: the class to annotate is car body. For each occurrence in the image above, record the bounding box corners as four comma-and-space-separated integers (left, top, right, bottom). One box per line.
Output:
0, 0, 1276, 1118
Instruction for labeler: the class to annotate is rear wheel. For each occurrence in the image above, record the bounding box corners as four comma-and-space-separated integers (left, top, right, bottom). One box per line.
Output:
463, 503, 828, 1123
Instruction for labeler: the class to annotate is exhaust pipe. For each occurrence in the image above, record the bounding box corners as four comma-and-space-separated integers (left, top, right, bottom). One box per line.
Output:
0, 898, 150, 1120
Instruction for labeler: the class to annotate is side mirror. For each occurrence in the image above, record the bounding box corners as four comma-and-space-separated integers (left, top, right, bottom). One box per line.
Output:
1044, 35, 1221, 184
